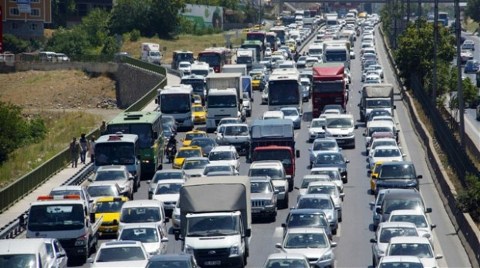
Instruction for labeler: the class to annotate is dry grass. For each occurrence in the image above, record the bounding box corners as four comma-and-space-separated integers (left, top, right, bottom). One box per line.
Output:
121, 32, 247, 64
464, 18, 479, 33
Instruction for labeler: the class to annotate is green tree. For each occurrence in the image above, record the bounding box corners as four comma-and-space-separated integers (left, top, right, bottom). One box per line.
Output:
149, 0, 186, 38
45, 27, 89, 58
101, 36, 121, 56
109, 0, 156, 36
457, 174, 480, 221
2, 34, 29, 53
79, 8, 110, 47
465, 0, 480, 23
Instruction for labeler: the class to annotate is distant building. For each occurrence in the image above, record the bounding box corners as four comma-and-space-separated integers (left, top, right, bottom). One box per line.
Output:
2, 0, 52, 39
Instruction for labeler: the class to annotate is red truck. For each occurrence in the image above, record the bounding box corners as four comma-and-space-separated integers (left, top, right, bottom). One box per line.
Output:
251, 146, 298, 185
312, 63, 347, 118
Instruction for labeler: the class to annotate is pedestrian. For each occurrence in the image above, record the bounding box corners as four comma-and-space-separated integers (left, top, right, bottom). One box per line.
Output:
100, 121, 107, 136
69, 137, 80, 168
89, 136, 96, 163
79, 133, 88, 164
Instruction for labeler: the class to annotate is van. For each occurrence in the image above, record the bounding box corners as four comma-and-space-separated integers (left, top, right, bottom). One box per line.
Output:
39, 51, 56, 62
0, 238, 51, 268
119, 200, 168, 232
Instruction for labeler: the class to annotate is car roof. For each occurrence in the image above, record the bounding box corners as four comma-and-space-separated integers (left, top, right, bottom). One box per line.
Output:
289, 208, 327, 215
300, 193, 332, 199
372, 145, 400, 150
378, 221, 417, 229
184, 157, 209, 161
285, 228, 327, 234
222, 123, 249, 128
389, 236, 430, 244
302, 174, 332, 180
118, 222, 162, 230
250, 176, 273, 183
205, 162, 234, 167
367, 120, 395, 127
154, 169, 184, 174
155, 179, 185, 185
313, 137, 337, 142
380, 256, 422, 263
389, 209, 426, 216
307, 181, 337, 187
51, 185, 85, 191
102, 240, 143, 248
122, 199, 163, 208
96, 196, 129, 202
380, 161, 414, 167
311, 167, 341, 172
97, 165, 127, 171
210, 145, 236, 152
250, 160, 283, 168
88, 181, 119, 187
149, 253, 194, 262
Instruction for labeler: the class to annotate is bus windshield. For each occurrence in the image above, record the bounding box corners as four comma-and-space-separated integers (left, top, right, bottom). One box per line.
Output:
199, 53, 220, 66
181, 79, 205, 95
107, 123, 153, 149
160, 94, 191, 114
268, 80, 300, 105
28, 204, 85, 231
95, 142, 136, 166
247, 33, 265, 43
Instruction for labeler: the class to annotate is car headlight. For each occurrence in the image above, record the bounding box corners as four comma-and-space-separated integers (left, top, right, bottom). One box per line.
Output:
326, 213, 333, 220
347, 132, 354, 136
319, 250, 333, 261
230, 245, 240, 256
184, 245, 194, 254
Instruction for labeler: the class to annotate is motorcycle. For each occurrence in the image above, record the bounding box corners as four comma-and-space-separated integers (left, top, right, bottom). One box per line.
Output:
166, 142, 176, 163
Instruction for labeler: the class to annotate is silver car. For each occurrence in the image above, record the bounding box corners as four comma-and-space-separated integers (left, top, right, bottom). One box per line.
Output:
44, 238, 68, 268
250, 177, 278, 222
90, 165, 134, 199
309, 138, 341, 167
280, 107, 301, 129
306, 181, 345, 222
295, 194, 338, 234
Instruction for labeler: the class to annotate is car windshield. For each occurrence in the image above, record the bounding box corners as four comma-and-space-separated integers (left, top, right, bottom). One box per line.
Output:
313, 141, 337, 151
281, 109, 298, 116
379, 165, 416, 179
178, 149, 201, 158
249, 168, 282, 179
209, 151, 234, 160
369, 127, 394, 136
388, 243, 433, 258
311, 120, 326, 128
287, 213, 327, 228
373, 149, 401, 157
284, 233, 328, 248
191, 138, 215, 148
0, 254, 37, 267
326, 118, 353, 128
187, 216, 239, 236
310, 170, 341, 181
192, 106, 204, 112
153, 172, 183, 182
308, 185, 336, 195
88, 186, 116, 197
384, 199, 423, 214
155, 183, 183, 195
183, 159, 209, 170
266, 259, 309, 268
95, 170, 125, 181
95, 200, 125, 213
379, 227, 419, 243
147, 260, 191, 268
204, 165, 232, 174
120, 207, 161, 223
96, 247, 146, 262
185, 133, 205, 140
251, 181, 273, 193
315, 154, 344, 165
297, 198, 332, 209
390, 215, 428, 228
372, 140, 396, 149
224, 126, 249, 136
120, 228, 159, 243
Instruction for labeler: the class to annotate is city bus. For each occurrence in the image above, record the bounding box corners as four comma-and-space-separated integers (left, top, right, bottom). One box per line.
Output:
270, 25, 288, 45
105, 111, 164, 177
268, 68, 302, 113
247, 30, 267, 50
266, 32, 278, 51
157, 84, 194, 131
198, 47, 231, 73
181, 74, 207, 104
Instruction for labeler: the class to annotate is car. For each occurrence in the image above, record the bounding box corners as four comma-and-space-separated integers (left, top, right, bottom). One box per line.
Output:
264, 47, 272, 57
44, 238, 68, 268
161, 115, 177, 134
261, 86, 269, 104
88, 240, 149, 268
117, 223, 169, 256
369, 64, 384, 78
178, 61, 192, 75
369, 161, 383, 195
250, 176, 278, 221
182, 130, 207, 147
203, 162, 239, 176
370, 115, 396, 125
295, 174, 333, 198
215, 123, 250, 155
370, 188, 388, 230
311, 152, 349, 182
173, 146, 203, 169
372, 161, 423, 193
275, 228, 336, 268
190, 137, 217, 157
388, 209, 436, 243
146, 253, 199, 268
310, 167, 345, 192
368, 138, 399, 158
305, 56, 320, 68
171, 198, 181, 232
300, 78, 311, 101
181, 157, 209, 178
323, 114, 356, 149
365, 120, 398, 147
242, 92, 252, 117
216, 117, 242, 132
54, 53, 70, 62
280, 107, 302, 129
306, 180, 345, 220
321, 109, 341, 116
296, 56, 308, 69
87, 181, 124, 202
249, 160, 290, 208
282, 208, 333, 238
375, 189, 432, 224
460, 49, 474, 63
461, 39, 475, 51
151, 179, 184, 216
262, 252, 310, 268
364, 73, 382, 84
366, 109, 393, 123
250, 70, 265, 91
89, 165, 135, 199
368, 145, 405, 169
464, 59, 479, 73
94, 196, 129, 236
295, 194, 338, 233
370, 221, 421, 267
148, 169, 186, 199
309, 138, 341, 166
191, 104, 206, 124
385, 237, 442, 268
376, 256, 425, 268
208, 145, 240, 171
263, 110, 284, 120
119, 199, 168, 232
308, 118, 328, 142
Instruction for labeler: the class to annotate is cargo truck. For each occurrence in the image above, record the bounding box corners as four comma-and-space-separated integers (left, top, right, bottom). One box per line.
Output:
223, 64, 247, 76
358, 84, 395, 122
175, 176, 251, 268
236, 49, 256, 71
141, 42, 162, 64
312, 63, 347, 118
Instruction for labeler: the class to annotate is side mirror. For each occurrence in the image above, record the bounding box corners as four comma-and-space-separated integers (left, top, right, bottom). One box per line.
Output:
362, 133, 366, 136
435, 255, 443, 259
369, 201, 375, 209
370, 238, 377, 243
372, 175, 377, 179
375, 207, 382, 214
161, 237, 169, 243
87, 257, 94, 263
345, 159, 350, 163
330, 241, 337, 247
430, 224, 437, 229
275, 243, 282, 249
164, 218, 169, 223
274, 189, 279, 194
425, 208, 433, 213
417, 175, 423, 179
393, 105, 397, 109
367, 170, 372, 174
285, 175, 292, 180
281, 223, 286, 228
89, 213, 96, 224
174, 232, 182, 241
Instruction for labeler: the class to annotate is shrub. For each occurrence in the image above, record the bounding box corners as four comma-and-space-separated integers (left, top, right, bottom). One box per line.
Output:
129, 29, 141, 42
3, 34, 29, 53
456, 174, 480, 221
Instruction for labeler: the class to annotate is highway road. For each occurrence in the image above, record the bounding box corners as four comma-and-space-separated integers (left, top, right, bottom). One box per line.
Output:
75, 25, 471, 267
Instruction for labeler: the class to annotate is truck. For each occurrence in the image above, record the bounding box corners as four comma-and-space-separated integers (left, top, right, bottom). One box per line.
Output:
325, 13, 338, 26
248, 119, 299, 188
25, 194, 102, 264
141, 42, 162, 64
359, 84, 395, 122
312, 63, 347, 118
236, 49, 256, 71
157, 84, 194, 130
175, 176, 251, 268
323, 41, 351, 68
222, 64, 247, 76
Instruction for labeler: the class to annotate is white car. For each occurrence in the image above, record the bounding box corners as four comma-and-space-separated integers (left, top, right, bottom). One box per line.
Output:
306, 181, 345, 220
263, 252, 310, 268
88, 240, 149, 268
265, 47, 272, 57
151, 179, 184, 215
368, 138, 399, 158
276, 228, 336, 268
377, 256, 424, 268
261, 86, 269, 104
263, 110, 284, 120
208, 145, 240, 171
310, 167, 344, 192
280, 107, 301, 129
295, 174, 333, 199
117, 223, 169, 256
388, 209, 436, 243
44, 238, 68, 268
242, 92, 252, 117
385, 236, 442, 268
364, 73, 382, 84
178, 61, 192, 75
308, 118, 327, 142
89, 165, 134, 199
370, 221, 421, 267
202, 162, 239, 176
181, 157, 209, 178
368, 145, 405, 169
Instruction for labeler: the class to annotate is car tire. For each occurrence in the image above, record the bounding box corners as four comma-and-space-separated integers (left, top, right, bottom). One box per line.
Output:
282, 195, 289, 209
332, 227, 337, 235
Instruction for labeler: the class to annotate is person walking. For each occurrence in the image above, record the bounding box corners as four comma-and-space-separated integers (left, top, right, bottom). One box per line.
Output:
100, 121, 107, 136
79, 133, 88, 164
69, 137, 80, 168
89, 136, 96, 163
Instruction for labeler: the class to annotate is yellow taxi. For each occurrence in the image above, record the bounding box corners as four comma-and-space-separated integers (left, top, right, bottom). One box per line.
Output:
250, 71, 264, 91
182, 129, 207, 147
192, 104, 207, 124
94, 196, 129, 236
287, 40, 297, 54
369, 161, 383, 195
173, 146, 204, 169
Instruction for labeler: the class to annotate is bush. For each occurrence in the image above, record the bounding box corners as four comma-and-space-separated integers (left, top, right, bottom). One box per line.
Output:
3, 34, 29, 53
129, 29, 141, 42
456, 174, 480, 221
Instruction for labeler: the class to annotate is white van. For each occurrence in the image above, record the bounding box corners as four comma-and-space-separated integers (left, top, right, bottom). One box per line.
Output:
119, 200, 168, 232
39, 51, 56, 62
0, 238, 51, 268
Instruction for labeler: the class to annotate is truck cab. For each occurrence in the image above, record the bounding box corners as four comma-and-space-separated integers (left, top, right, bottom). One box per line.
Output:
206, 88, 241, 133
252, 145, 298, 185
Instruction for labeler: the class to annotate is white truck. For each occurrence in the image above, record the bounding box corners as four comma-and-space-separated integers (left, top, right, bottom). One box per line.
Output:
222, 64, 247, 76
141, 42, 162, 64
24, 194, 102, 264
359, 84, 395, 122
205, 73, 244, 132
175, 176, 251, 268
235, 49, 256, 71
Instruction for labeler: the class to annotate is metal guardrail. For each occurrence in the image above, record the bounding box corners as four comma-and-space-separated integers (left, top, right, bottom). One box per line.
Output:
0, 58, 167, 239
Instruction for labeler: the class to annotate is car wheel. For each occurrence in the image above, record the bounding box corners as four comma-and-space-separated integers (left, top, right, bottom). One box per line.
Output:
282, 195, 289, 209
332, 227, 337, 235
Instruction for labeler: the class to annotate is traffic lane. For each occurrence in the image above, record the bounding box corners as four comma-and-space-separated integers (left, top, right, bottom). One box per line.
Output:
376, 30, 471, 267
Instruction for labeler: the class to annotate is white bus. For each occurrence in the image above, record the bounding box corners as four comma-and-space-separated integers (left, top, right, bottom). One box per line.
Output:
268, 68, 302, 113
158, 85, 194, 130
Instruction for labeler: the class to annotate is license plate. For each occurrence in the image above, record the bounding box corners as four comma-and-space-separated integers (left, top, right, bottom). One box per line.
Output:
252, 209, 261, 213
337, 140, 345, 144
205, 261, 221, 266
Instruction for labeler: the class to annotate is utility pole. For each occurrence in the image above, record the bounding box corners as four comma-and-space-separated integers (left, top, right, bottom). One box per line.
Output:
432, 0, 438, 102
454, 0, 465, 148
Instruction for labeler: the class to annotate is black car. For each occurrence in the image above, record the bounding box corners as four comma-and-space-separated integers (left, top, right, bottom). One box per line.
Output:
375, 188, 432, 223
146, 253, 198, 268
312, 152, 349, 182
190, 137, 217, 157
282, 209, 334, 238
371, 161, 422, 194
